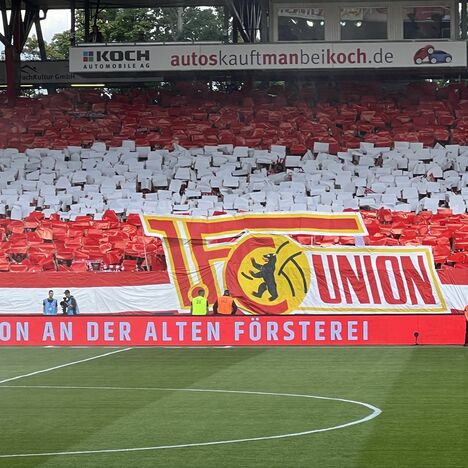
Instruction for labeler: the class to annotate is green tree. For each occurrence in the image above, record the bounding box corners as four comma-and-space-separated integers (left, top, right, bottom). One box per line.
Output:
179, 8, 226, 41
23, 34, 70, 60
97, 7, 225, 42
97, 8, 160, 42
25, 7, 224, 60
50, 30, 80, 59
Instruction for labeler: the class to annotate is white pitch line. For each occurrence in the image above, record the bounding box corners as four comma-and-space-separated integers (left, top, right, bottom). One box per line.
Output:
0, 347, 132, 385
0, 386, 382, 459
162, 346, 233, 349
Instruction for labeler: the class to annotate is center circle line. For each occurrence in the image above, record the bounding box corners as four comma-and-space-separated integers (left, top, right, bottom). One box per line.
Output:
0, 385, 382, 459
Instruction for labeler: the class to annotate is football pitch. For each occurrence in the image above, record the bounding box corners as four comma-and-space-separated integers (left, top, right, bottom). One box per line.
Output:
0, 346, 466, 468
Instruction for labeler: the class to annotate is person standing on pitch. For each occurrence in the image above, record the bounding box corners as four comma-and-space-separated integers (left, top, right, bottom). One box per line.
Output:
62, 290, 79, 315
43, 290, 58, 315
191, 289, 209, 315
213, 289, 238, 315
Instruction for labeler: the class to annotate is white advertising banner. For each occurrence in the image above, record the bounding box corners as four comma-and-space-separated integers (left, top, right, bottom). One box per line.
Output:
70, 41, 466, 73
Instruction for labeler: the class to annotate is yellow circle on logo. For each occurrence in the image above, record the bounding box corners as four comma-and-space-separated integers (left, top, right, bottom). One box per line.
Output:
235, 235, 310, 314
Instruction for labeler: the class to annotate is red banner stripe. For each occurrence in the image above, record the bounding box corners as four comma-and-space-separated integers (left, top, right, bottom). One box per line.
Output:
0, 272, 170, 289
437, 268, 468, 286
0, 269, 464, 290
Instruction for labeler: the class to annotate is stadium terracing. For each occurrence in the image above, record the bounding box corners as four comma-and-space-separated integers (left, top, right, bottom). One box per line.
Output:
0, 0, 467, 323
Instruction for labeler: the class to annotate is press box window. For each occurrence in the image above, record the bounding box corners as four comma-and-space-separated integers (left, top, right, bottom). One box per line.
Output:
403, 6, 451, 39
340, 7, 388, 40
277, 7, 325, 41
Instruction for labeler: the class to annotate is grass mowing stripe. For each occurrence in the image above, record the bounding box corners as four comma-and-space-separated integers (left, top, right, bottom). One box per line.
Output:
0, 347, 132, 385
356, 347, 468, 468
0, 386, 381, 459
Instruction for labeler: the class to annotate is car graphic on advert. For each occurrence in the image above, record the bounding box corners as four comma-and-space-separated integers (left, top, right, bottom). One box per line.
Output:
428, 50, 452, 64
414, 45, 452, 64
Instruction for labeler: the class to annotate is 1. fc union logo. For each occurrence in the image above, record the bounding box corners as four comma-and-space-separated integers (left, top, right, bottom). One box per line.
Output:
225, 234, 310, 314
142, 213, 447, 315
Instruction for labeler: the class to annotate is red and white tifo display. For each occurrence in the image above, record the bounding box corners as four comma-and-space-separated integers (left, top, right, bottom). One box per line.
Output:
0, 212, 466, 346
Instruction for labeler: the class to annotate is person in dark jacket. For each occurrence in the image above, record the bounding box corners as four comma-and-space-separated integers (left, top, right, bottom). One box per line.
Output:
61, 290, 79, 315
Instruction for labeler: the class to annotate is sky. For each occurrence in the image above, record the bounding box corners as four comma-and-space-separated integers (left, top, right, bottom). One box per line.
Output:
41, 10, 71, 42
0, 10, 70, 54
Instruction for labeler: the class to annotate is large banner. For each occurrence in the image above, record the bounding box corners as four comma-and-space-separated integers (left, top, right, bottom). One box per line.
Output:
141, 212, 447, 315
1, 213, 467, 316
0, 315, 465, 346
69, 41, 467, 73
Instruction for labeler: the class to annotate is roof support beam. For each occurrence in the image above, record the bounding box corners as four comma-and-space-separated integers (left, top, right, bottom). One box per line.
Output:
225, 0, 263, 43
0, 1, 42, 103
461, 0, 467, 40
84, 0, 90, 41
259, 0, 269, 42
70, 0, 76, 45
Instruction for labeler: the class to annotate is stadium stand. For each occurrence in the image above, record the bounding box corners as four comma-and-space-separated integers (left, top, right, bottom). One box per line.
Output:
0, 82, 468, 272
0, 81, 467, 153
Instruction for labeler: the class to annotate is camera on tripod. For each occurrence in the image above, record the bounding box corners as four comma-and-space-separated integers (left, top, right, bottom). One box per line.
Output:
60, 297, 68, 314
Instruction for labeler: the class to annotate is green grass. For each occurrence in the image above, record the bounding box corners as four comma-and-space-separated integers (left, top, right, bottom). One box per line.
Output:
0, 346, 466, 468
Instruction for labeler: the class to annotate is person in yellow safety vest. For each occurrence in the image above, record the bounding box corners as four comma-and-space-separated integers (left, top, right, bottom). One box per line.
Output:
213, 290, 238, 315
191, 289, 209, 315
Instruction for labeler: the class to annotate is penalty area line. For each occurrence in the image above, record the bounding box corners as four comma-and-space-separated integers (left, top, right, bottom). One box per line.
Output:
0, 347, 132, 385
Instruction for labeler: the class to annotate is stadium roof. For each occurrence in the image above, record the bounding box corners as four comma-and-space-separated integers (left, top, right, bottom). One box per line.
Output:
14, 0, 456, 10
9, 0, 223, 8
